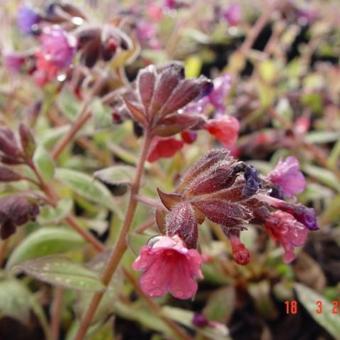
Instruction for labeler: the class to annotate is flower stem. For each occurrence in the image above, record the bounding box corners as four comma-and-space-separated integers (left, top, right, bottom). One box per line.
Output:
75, 130, 152, 340
50, 287, 64, 340
51, 108, 92, 161
51, 77, 104, 161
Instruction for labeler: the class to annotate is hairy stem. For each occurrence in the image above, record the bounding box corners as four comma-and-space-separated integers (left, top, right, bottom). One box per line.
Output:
75, 130, 152, 340
51, 108, 92, 161
51, 77, 104, 161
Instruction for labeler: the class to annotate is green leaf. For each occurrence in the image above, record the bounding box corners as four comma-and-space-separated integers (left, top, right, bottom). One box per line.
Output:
6, 227, 84, 269
93, 165, 135, 196
0, 278, 49, 336
0, 279, 32, 323
13, 256, 105, 291
38, 198, 73, 224
204, 286, 235, 323
162, 306, 230, 339
320, 194, 340, 224
303, 165, 340, 192
305, 131, 340, 144
57, 90, 81, 121
55, 168, 121, 216
33, 145, 55, 180
248, 281, 278, 319
295, 283, 340, 339
92, 99, 113, 130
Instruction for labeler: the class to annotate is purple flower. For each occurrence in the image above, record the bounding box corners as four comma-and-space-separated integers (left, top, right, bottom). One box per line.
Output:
242, 165, 261, 197
17, 5, 40, 35
268, 156, 306, 198
184, 73, 231, 115
208, 74, 231, 113
222, 4, 241, 27
34, 26, 76, 85
136, 21, 161, 49
40, 26, 76, 68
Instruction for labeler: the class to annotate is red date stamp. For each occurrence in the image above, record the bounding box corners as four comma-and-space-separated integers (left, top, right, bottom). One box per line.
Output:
284, 300, 340, 314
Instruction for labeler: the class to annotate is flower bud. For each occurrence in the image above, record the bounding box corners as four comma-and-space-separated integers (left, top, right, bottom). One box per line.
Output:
0, 127, 22, 158
19, 124, 36, 159
166, 202, 198, 248
0, 195, 40, 239
0, 166, 22, 182
192, 313, 209, 328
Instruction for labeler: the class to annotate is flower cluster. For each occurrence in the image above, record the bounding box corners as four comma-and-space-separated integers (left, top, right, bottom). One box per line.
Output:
113, 63, 239, 161
134, 149, 318, 299
5, 2, 133, 88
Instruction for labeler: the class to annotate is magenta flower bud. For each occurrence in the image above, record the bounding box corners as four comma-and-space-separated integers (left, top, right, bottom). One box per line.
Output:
133, 235, 203, 299
192, 313, 209, 328
268, 156, 306, 198
229, 234, 250, 265
222, 4, 242, 27
265, 210, 308, 263
17, 5, 40, 35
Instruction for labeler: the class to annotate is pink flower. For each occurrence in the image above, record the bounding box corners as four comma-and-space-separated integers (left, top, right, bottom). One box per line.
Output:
268, 156, 306, 198
222, 4, 242, 27
133, 235, 203, 299
3, 53, 26, 73
147, 137, 184, 162
265, 210, 308, 263
34, 26, 76, 85
204, 116, 239, 148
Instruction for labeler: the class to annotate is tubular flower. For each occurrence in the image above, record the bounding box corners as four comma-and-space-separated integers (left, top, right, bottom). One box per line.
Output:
133, 235, 203, 299
154, 149, 318, 266
147, 137, 184, 162
34, 26, 76, 85
267, 156, 306, 198
265, 210, 308, 263
204, 115, 239, 148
